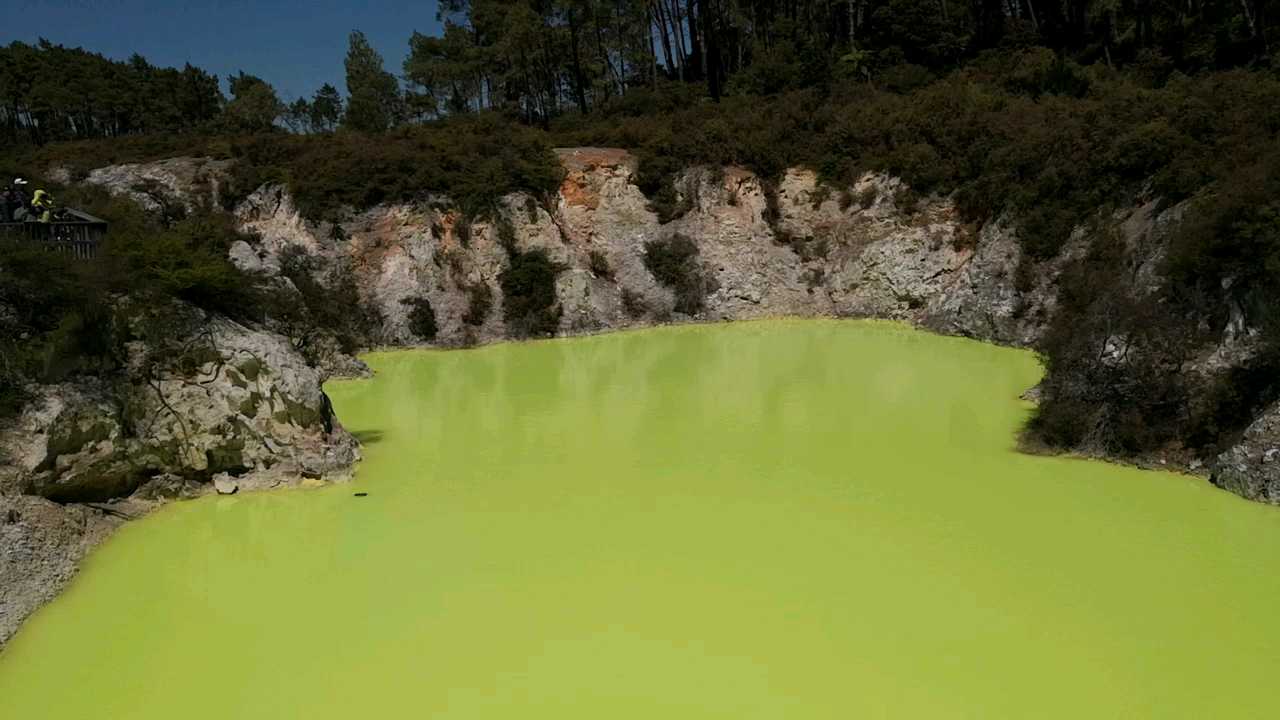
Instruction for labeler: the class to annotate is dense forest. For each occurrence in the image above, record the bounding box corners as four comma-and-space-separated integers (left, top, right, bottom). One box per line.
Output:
3, 0, 1280, 464
4, 0, 1279, 139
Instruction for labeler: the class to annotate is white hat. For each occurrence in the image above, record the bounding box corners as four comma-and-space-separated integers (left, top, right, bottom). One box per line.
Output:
13, 178, 28, 186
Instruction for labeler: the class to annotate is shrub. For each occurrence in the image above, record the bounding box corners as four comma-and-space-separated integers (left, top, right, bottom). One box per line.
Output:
621, 288, 648, 319
643, 234, 713, 315
462, 283, 492, 327
29, 114, 566, 224
588, 249, 612, 279
277, 246, 381, 354
402, 296, 438, 341
495, 217, 517, 252
499, 248, 563, 337
456, 217, 473, 247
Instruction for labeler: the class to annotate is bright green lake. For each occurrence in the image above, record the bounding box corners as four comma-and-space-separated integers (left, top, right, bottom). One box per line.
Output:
2, 320, 1279, 718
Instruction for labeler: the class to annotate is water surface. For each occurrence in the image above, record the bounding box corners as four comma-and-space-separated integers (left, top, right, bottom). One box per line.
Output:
2, 320, 1279, 718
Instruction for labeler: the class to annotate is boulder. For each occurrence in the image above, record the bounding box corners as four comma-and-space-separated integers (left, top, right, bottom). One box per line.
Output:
2, 306, 358, 504
1212, 400, 1280, 504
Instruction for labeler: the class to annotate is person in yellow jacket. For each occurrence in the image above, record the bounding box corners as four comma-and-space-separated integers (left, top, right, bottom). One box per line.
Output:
31, 188, 53, 223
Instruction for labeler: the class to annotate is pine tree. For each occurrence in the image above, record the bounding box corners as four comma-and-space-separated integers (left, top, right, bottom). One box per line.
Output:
343, 31, 401, 133
310, 84, 344, 132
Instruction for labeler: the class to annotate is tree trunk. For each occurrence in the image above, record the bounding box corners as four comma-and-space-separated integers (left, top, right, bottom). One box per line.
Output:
647, 5, 660, 87
687, 0, 704, 81
699, 0, 721, 100
1237, 0, 1269, 55
653, 0, 677, 76
567, 6, 590, 114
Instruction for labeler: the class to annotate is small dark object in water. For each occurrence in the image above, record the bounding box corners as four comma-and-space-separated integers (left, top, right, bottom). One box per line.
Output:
354, 492, 369, 497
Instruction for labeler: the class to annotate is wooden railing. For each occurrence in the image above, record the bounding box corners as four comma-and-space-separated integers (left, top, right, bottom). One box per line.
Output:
0, 210, 107, 259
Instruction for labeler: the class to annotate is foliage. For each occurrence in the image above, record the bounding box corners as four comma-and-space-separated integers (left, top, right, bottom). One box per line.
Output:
277, 246, 381, 355
402, 296, 439, 341
22, 113, 565, 222
0, 40, 222, 145
1029, 234, 1196, 454
343, 32, 403, 133
0, 187, 270, 417
499, 248, 563, 337
620, 288, 648, 319
224, 72, 283, 132
282, 84, 346, 133
463, 283, 493, 327
643, 234, 713, 315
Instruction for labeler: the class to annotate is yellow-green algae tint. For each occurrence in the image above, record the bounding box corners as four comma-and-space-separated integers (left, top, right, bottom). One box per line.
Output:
3, 320, 1279, 718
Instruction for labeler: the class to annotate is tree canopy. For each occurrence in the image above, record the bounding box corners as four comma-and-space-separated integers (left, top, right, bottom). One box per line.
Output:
343, 31, 403, 133
0, 40, 223, 144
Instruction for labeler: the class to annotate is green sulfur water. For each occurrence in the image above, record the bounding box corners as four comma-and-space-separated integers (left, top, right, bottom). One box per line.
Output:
3, 320, 1280, 718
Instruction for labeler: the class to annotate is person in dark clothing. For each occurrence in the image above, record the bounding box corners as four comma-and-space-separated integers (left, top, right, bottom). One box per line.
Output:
2, 179, 30, 222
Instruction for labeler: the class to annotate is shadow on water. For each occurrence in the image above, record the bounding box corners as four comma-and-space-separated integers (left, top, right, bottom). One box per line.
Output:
351, 430, 385, 445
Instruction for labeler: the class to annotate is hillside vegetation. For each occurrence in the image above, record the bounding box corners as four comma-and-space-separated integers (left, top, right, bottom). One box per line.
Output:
4, 0, 1280, 462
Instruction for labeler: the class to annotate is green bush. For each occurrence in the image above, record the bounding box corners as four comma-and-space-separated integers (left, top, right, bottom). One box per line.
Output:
402, 296, 438, 341
643, 234, 713, 315
277, 246, 381, 354
463, 284, 492, 327
499, 249, 563, 338
27, 114, 565, 224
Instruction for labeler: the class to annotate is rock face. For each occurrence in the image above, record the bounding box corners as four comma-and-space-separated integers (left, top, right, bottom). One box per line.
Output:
220, 149, 1055, 350
84, 157, 236, 214
1212, 400, 1280, 503
1, 308, 358, 504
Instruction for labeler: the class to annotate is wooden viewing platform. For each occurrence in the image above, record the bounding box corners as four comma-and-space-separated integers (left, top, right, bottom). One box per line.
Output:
0, 209, 108, 259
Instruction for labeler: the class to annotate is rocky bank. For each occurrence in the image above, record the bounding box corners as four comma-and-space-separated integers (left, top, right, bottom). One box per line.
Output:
2, 146, 1272, 647
0, 304, 358, 645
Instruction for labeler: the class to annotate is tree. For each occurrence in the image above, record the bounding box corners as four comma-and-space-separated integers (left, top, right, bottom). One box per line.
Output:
404, 25, 483, 116
310, 83, 344, 132
225, 72, 283, 132
343, 31, 402, 133
283, 97, 312, 133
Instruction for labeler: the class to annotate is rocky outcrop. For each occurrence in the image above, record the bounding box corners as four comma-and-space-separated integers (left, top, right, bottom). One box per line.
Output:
1, 308, 358, 504
84, 157, 235, 214
1212, 400, 1280, 503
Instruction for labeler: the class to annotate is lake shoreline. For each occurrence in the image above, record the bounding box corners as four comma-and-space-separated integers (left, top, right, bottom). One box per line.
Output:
0, 315, 1226, 653
6, 319, 1277, 717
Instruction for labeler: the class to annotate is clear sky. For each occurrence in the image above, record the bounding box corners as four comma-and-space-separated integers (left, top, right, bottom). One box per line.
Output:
2, 1, 446, 100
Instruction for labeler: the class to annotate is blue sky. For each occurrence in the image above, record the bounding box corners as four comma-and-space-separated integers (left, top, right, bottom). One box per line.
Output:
2, 1, 446, 100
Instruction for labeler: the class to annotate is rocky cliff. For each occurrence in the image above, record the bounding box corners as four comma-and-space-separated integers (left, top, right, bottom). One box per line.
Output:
224, 148, 1053, 349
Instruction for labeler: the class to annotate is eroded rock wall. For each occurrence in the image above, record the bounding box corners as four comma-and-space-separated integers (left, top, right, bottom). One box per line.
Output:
222, 149, 1052, 351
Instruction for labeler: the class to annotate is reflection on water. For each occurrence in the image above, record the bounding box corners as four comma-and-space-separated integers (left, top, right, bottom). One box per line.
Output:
2, 320, 1279, 719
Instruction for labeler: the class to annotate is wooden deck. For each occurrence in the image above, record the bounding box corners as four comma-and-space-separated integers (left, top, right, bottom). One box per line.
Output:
0, 209, 107, 259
